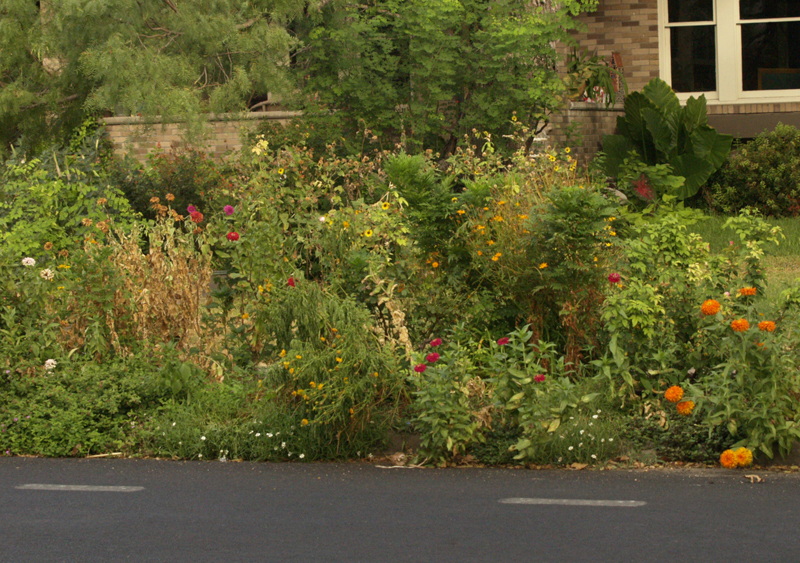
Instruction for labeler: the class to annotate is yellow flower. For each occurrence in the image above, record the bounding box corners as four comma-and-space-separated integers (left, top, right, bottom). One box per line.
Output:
432, 261, 439, 268
610, 231, 616, 236
548, 155, 556, 162
487, 240, 495, 245
491, 253, 501, 262
336, 357, 343, 363
296, 355, 302, 360
364, 229, 373, 237
278, 167, 285, 175
374, 372, 379, 377
518, 214, 529, 219
676, 400, 695, 416
283, 362, 289, 369
57, 264, 70, 269
565, 147, 571, 154
457, 209, 466, 215
554, 166, 560, 171
320, 336, 326, 342
493, 215, 503, 222
665, 386, 684, 403
381, 202, 390, 210
258, 285, 264, 294
734, 447, 753, 467
497, 200, 506, 205
539, 263, 548, 269
242, 313, 250, 320
289, 368, 294, 374
280, 349, 286, 357
511, 115, 517, 122
720, 449, 737, 469
343, 221, 349, 228
310, 381, 316, 388
451, 197, 458, 202
593, 257, 598, 262
301, 419, 309, 426
477, 250, 483, 256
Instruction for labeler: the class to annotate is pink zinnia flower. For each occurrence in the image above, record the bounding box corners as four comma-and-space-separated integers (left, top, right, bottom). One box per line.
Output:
425, 352, 440, 363
430, 338, 442, 347
224, 205, 234, 215
534, 374, 546, 383
187, 205, 197, 214
414, 364, 427, 373
288, 276, 295, 288
608, 272, 621, 284
497, 337, 510, 346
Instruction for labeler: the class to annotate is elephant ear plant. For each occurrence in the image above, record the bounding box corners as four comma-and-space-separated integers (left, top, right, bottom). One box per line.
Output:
600, 77, 733, 202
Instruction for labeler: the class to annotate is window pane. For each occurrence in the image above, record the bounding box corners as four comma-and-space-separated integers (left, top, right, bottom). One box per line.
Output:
670, 26, 717, 92
669, 0, 713, 22
742, 22, 800, 90
740, 0, 800, 20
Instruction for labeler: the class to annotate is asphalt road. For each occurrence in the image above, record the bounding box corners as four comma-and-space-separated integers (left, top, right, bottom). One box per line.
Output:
1, 458, 798, 563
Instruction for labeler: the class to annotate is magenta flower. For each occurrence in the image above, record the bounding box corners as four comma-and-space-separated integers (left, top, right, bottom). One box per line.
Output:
288, 276, 296, 288
430, 338, 442, 347
425, 352, 440, 363
608, 273, 621, 284
534, 374, 546, 383
414, 364, 427, 373
224, 205, 234, 216
187, 205, 197, 214
497, 337, 510, 346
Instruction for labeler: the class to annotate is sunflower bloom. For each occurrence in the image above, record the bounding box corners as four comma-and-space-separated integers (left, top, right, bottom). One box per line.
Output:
664, 385, 684, 403
734, 447, 753, 467
676, 400, 695, 416
731, 318, 750, 332
720, 449, 738, 469
700, 299, 721, 316
758, 321, 776, 332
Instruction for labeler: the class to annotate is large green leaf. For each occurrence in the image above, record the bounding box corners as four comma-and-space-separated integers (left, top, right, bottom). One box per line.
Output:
622, 92, 657, 163
683, 95, 708, 132
643, 77, 680, 114
600, 134, 639, 177
642, 107, 674, 159
670, 153, 715, 199
691, 125, 733, 170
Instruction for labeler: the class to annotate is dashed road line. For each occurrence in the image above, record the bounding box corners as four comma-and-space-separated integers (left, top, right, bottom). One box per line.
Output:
500, 497, 645, 507
15, 484, 144, 493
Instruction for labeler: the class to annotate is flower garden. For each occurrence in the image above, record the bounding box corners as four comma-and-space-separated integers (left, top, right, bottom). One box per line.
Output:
3, 96, 800, 469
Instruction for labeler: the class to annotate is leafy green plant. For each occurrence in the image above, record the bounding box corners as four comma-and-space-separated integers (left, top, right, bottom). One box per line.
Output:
704, 123, 800, 217
600, 77, 732, 200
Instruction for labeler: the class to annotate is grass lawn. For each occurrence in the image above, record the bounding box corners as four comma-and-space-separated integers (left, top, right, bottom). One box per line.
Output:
689, 215, 800, 302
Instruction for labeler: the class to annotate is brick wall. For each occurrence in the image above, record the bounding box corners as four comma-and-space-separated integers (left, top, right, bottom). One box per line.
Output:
548, 102, 624, 167
103, 111, 301, 162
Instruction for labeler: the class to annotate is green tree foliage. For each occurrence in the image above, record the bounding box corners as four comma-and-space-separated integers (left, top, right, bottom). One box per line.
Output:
295, 0, 598, 154
0, 0, 320, 152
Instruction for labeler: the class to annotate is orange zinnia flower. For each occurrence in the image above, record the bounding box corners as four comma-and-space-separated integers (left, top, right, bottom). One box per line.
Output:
700, 299, 721, 316
758, 321, 776, 332
676, 400, 695, 416
731, 318, 750, 332
664, 385, 684, 403
739, 287, 757, 296
720, 449, 738, 469
734, 447, 753, 467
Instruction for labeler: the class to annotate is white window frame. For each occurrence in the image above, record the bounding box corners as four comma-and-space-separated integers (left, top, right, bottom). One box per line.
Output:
658, 0, 800, 104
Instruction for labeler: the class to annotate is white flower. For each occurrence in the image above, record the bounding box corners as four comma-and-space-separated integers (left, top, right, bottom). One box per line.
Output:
579, 430, 584, 435
592, 414, 598, 419
608, 438, 614, 442
281, 442, 286, 449
299, 454, 305, 459
589, 423, 593, 426
319, 216, 326, 222
591, 454, 597, 459
40, 269, 54, 280
44, 359, 57, 371
201, 436, 206, 441
255, 433, 261, 437
578, 442, 583, 447
266, 433, 273, 438
22, 257, 35, 267
597, 409, 602, 414
198, 454, 203, 458
601, 438, 605, 442
568, 446, 574, 451
249, 430, 253, 434
172, 422, 176, 427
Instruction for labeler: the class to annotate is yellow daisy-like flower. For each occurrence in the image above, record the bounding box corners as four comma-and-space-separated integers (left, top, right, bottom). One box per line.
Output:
364, 229, 373, 237
565, 147, 571, 154
511, 115, 517, 122
548, 155, 556, 162
477, 250, 483, 256
664, 385, 684, 403
491, 253, 502, 262
381, 202, 390, 210
451, 197, 458, 202
432, 261, 439, 268
258, 285, 264, 294
734, 447, 753, 467
342, 221, 349, 228
280, 349, 286, 357
310, 381, 316, 388
242, 313, 250, 320
457, 209, 466, 215
289, 368, 294, 374
278, 167, 285, 175
720, 449, 738, 469
336, 357, 343, 363
301, 419, 309, 426
487, 240, 495, 246
554, 166, 560, 171
676, 400, 695, 416
539, 263, 548, 269
320, 336, 326, 342
296, 355, 302, 360
498, 200, 506, 206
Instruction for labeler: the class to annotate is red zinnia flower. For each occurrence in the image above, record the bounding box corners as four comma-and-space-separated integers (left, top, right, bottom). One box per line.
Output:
414, 364, 427, 373
426, 352, 440, 363
534, 374, 546, 383
608, 272, 621, 284
430, 338, 442, 347
191, 211, 204, 223
497, 337, 510, 346
226, 231, 239, 241
287, 276, 295, 288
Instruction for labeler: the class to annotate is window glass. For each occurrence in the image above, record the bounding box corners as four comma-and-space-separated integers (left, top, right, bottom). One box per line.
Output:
742, 21, 800, 90
670, 26, 717, 92
669, 0, 713, 22
740, 0, 800, 20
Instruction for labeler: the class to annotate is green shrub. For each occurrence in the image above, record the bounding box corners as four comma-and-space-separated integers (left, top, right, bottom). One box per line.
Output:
704, 123, 800, 217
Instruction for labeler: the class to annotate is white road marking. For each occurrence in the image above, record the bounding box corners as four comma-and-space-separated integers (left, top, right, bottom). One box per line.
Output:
500, 497, 645, 507
16, 484, 143, 493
